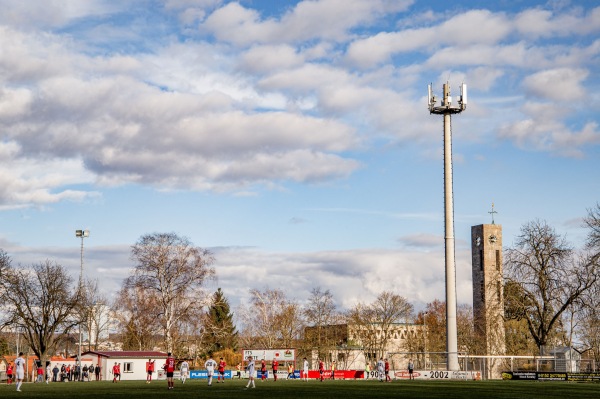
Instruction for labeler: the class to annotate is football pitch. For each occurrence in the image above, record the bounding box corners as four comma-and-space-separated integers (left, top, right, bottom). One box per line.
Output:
0, 379, 598, 398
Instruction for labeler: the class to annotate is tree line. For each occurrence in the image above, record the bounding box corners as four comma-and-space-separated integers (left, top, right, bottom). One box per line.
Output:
1, 204, 599, 369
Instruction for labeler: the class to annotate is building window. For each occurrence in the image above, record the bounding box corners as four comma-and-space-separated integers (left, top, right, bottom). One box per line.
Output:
479, 250, 484, 271
123, 362, 134, 373
495, 250, 500, 271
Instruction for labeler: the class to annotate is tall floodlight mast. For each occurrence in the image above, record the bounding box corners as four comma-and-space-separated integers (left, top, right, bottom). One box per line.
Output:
75, 229, 90, 373
428, 82, 467, 371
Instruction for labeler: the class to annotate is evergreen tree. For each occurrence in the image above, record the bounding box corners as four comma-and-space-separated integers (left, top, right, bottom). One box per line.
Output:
204, 288, 238, 353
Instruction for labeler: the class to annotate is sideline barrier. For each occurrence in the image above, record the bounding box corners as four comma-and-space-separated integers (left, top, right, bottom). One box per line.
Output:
502, 371, 600, 382
394, 370, 481, 380
201, 369, 481, 380
185, 369, 484, 380
190, 370, 232, 379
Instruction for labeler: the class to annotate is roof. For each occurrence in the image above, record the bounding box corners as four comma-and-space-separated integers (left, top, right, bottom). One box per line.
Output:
548, 347, 582, 355
82, 351, 168, 359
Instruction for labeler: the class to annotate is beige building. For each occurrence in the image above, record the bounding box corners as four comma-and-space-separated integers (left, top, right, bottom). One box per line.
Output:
305, 323, 425, 371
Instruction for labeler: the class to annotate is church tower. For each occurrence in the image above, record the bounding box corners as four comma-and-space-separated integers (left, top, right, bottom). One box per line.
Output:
471, 210, 505, 378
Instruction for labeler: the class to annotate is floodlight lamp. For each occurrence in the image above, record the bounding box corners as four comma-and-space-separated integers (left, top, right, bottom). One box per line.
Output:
83, 230, 90, 237
75, 230, 83, 237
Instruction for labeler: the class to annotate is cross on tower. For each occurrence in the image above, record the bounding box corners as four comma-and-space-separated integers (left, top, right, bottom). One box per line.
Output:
488, 203, 498, 225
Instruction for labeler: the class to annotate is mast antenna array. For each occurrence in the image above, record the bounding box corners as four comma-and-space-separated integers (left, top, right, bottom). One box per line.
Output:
428, 82, 467, 114
427, 81, 466, 372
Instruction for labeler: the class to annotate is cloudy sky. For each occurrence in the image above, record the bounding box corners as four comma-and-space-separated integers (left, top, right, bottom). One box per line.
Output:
1, 0, 598, 313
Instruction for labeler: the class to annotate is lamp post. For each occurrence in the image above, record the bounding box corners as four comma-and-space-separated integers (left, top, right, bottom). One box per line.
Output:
75, 229, 89, 379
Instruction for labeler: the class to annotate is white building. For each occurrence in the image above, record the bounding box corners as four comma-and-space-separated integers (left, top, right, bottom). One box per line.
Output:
82, 350, 168, 381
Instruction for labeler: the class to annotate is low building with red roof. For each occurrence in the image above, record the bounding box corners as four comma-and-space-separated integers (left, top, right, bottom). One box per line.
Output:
82, 351, 168, 381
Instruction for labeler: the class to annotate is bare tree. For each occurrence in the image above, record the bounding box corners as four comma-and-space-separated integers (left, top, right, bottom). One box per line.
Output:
504, 219, 598, 351
303, 287, 339, 359
575, 282, 600, 368
346, 291, 414, 360
126, 232, 215, 352
456, 303, 484, 355
177, 311, 206, 366
113, 284, 162, 351
238, 288, 303, 349
421, 300, 446, 354
80, 279, 113, 351
238, 288, 284, 349
584, 203, 600, 251
503, 281, 539, 355
0, 256, 81, 367
274, 301, 304, 348
576, 204, 600, 367
404, 311, 427, 367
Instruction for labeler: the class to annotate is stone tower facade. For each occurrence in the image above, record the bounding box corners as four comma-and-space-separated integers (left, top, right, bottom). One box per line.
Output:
471, 224, 506, 378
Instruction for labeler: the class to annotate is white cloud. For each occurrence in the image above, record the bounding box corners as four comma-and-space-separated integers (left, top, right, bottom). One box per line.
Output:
165, 0, 222, 23
1, 239, 475, 312
551, 122, 600, 157
259, 63, 351, 94
238, 45, 305, 74
346, 7, 600, 69
4, 72, 362, 190
498, 102, 600, 158
0, 0, 599, 210
0, 142, 98, 208
522, 68, 588, 101
346, 30, 429, 69
211, 246, 472, 311
426, 42, 544, 69
346, 10, 511, 68
0, 87, 33, 118
200, 2, 277, 45
398, 233, 443, 249
0, 0, 121, 30
515, 6, 600, 38
468, 67, 505, 91
0, 25, 363, 201
514, 8, 557, 38
201, 0, 413, 47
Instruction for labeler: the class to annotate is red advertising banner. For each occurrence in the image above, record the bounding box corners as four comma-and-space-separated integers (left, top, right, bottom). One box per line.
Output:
303, 370, 364, 379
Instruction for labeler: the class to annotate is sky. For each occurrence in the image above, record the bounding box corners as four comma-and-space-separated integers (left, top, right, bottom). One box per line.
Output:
0, 0, 599, 314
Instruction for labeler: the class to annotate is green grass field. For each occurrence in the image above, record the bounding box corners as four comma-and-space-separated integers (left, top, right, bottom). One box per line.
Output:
0, 378, 598, 398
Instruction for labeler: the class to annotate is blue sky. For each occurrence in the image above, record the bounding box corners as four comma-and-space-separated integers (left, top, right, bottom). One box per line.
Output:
0, 0, 598, 313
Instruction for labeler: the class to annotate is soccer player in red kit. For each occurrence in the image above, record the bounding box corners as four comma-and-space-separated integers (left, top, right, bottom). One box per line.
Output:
260, 359, 267, 381
164, 353, 175, 390
7, 363, 13, 384
318, 359, 324, 382
217, 357, 226, 383
146, 359, 155, 383
272, 359, 279, 381
384, 358, 391, 382
112, 362, 120, 383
